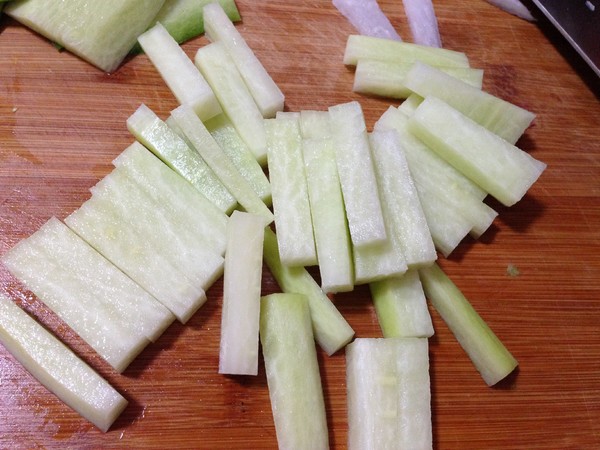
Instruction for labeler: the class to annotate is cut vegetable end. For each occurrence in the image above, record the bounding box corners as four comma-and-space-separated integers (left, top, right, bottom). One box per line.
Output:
419, 263, 518, 386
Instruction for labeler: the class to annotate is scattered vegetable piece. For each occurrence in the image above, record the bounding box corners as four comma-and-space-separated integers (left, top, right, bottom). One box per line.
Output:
485, 0, 536, 21
260, 293, 330, 450
0, 292, 128, 432
219, 211, 265, 376
4, 0, 166, 72
419, 263, 519, 386
402, 0, 442, 47
137, 22, 221, 121
408, 96, 546, 206
346, 337, 432, 449
332, 0, 402, 40
263, 228, 355, 356
203, 2, 285, 118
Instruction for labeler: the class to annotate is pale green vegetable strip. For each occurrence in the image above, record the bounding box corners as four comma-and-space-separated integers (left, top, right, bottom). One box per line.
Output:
404, 62, 535, 144
408, 97, 547, 207
375, 106, 497, 252
369, 130, 436, 268
2, 218, 156, 372
299, 110, 331, 139
346, 337, 432, 450
260, 293, 329, 450
65, 197, 206, 324
137, 22, 221, 121
370, 270, 434, 338
263, 228, 354, 355
354, 59, 483, 99
0, 292, 128, 432
343, 34, 470, 67
112, 142, 228, 256
419, 263, 518, 386
302, 136, 354, 293
90, 167, 225, 290
329, 101, 387, 248
265, 116, 317, 266
377, 106, 487, 201
205, 114, 272, 206
127, 104, 236, 213
170, 104, 274, 223
195, 41, 268, 165
219, 211, 265, 376
203, 2, 284, 118
4, 0, 166, 72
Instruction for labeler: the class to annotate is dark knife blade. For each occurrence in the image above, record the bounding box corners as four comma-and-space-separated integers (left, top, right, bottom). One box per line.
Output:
531, 0, 600, 77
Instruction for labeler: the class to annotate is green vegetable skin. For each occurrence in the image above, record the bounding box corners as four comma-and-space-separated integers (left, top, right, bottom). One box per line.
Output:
419, 263, 518, 386
130, 0, 241, 54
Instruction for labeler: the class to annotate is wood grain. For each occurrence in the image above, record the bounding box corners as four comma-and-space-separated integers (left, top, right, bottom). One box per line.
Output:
1, 1, 599, 448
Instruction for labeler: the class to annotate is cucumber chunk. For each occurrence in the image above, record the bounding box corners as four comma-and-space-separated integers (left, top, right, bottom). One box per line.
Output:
370, 270, 434, 338
205, 114, 272, 206
354, 59, 483, 99
90, 167, 225, 291
170, 104, 274, 223
265, 116, 317, 267
346, 337, 432, 450
404, 62, 535, 144
203, 2, 284, 118
0, 292, 128, 432
2, 218, 164, 372
302, 136, 354, 293
419, 263, 518, 386
263, 228, 354, 355
112, 142, 228, 256
260, 293, 329, 450
127, 103, 237, 213
343, 34, 470, 67
219, 211, 265, 376
369, 130, 436, 268
65, 197, 206, 324
137, 22, 221, 121
4, 0, 166, 72
408, 97, 546, 207
329, 101, 387, 248
195, 41, 268, 165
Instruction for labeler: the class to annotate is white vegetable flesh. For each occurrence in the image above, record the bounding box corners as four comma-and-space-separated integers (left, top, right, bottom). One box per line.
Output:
1, 218, 165, 372
404, 61, 536, 144
170, 104, 274, 223
0, 292, 128, 432
265, 116, 317, 266
402, 0, 442, 47
203, 2, 284, 118
329, 101, 387, 248
127, 103, 236, 213
346, 337, 432, 450
137, 22, 221, 120
260, 293, 329, 450
332, 0, 401, 41
219, 211, 265, 376
408, 97, 546, 207
195, 41, 268, 165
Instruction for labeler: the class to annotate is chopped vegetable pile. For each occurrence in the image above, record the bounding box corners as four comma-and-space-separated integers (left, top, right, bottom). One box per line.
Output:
0, 1, 546, 447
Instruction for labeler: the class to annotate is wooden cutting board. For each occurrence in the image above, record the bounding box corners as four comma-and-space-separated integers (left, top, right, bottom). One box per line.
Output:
1, 1, 599, 448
